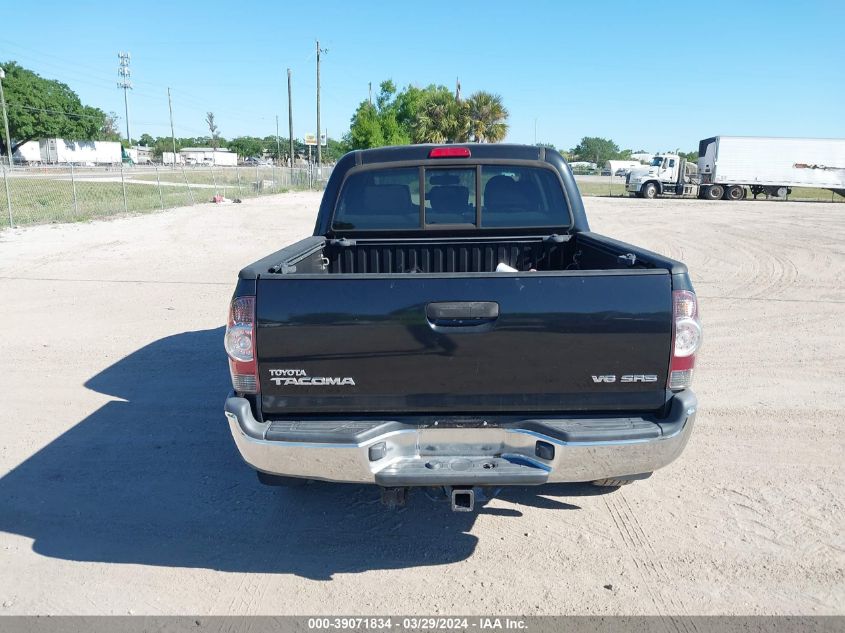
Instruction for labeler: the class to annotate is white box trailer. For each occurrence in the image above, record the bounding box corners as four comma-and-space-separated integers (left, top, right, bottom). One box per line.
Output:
12, 140, 42, 164
162, 151, 184, 165
39, 139, 122, 165
179, 148, 238, 166
605, 160, 642, 176
699, 136, 845, 198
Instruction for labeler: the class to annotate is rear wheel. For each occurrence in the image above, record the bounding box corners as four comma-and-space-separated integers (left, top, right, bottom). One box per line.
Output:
642, 182, 658, 199
704, 185, 724, 200
725, 185, 745, 201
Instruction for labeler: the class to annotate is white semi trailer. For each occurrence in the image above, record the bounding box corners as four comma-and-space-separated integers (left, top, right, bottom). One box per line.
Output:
39, 139, 122, 165
626, 136, 845, 200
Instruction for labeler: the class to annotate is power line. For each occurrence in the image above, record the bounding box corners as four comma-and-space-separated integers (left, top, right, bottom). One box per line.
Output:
4, 102, 201, 133
7, 102, 110, 120
1, 39, 346, 142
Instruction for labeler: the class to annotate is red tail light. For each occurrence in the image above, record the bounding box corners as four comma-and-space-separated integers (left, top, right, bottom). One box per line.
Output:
668, 290, 702, 390
225, 296, 258, 394
428, 146, 471, 158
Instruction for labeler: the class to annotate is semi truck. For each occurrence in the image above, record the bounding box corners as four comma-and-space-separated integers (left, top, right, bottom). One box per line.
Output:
626, 136, 845, 200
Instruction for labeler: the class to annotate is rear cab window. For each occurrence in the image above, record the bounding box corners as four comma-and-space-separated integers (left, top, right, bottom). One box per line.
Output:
332, 167, 420, 230
480, 166, 568, 228
425, 168, 476, 226
332, 163, 570, 232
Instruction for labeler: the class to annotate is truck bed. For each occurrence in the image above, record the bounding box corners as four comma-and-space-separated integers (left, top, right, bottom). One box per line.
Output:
240, 233, 682, 417
245, 232, 675, 276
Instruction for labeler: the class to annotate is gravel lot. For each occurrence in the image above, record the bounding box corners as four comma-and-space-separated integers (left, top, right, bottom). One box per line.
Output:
0, 192, 842, 615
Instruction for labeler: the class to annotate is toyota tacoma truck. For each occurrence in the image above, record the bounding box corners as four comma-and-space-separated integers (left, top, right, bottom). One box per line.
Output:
224, 144, 701, 511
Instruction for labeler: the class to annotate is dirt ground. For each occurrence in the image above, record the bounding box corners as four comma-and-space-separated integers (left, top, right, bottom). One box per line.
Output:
0, 192, 842, 616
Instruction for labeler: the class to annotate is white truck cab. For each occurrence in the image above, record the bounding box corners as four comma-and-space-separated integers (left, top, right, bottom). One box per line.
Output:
625, 154, 698, 199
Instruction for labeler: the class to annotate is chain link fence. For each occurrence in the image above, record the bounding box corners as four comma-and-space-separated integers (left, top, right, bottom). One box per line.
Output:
0, 163, 332, 228
3, 165, 841, 229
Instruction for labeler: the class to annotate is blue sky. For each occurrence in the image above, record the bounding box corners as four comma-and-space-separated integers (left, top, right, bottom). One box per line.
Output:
3, 0, 844, 152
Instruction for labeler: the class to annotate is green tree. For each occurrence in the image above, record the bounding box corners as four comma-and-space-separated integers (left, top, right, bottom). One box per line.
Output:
464, 91, 508, 143
228, 136, 265, 159
346, 80, 412, 149
347, 101, 385, 149
347, 80, 510, 148
0, 61, 108, 156
393, 84, 449, 133
678, 150, 699, 162
323, 137, 346, 162
572, 137, 620, 166
376, 79, 397, 111
138, 133, 155, 147
412, 90, 466, 143
101, 112, 123, 142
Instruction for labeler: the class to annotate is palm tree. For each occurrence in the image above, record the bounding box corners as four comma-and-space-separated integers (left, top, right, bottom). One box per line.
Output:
412, 92, 468, 144
464, 91, 508, 143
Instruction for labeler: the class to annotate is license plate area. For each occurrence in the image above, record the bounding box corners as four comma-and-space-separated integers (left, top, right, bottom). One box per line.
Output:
416, 427, 507, 457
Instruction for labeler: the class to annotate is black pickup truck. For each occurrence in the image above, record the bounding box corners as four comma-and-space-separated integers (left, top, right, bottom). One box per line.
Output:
224, 144, 701, 511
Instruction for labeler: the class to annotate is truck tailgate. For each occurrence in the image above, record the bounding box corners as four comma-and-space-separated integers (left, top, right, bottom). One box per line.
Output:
256, 272, 672, 415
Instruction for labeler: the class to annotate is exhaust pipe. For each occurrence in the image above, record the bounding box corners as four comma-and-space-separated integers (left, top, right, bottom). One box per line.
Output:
451, 487, 475, 512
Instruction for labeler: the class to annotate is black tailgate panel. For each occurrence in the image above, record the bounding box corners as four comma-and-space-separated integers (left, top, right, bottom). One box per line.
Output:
257, 273, 672, 414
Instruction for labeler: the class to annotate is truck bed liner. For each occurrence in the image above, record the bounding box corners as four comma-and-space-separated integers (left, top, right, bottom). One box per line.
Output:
247, 233, 684, 278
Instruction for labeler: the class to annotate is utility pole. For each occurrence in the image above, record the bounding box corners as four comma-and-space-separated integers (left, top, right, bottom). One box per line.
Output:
368, 82, 372, 105
275, 115, 282, 165
117, 52, 132, 145
287, 68, 294, 167
0, 66, 12, 169
316, 40, 322, 174
167, 87, 177, 169
0, 66, 12, 227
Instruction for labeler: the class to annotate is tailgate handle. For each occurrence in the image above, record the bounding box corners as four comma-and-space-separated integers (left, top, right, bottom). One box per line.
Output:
425, 301, 499, 330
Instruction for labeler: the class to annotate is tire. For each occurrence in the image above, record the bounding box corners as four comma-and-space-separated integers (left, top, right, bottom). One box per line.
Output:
642, 182, 658, 199
704, 185, 724, 200
725, 185, 744, 201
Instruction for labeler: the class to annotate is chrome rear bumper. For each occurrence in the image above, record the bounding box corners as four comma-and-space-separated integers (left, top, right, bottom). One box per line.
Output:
224, 391, 697, 485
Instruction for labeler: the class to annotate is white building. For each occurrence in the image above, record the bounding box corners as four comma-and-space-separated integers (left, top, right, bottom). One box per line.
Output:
179, 147, 237, 166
